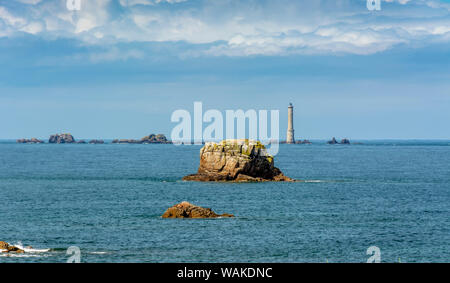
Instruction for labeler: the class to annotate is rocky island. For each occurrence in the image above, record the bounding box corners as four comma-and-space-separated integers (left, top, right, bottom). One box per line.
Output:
49, 133, 76, 143
162, 202, 234, 219
112, 134, 170, 144
183, 139, 294, 182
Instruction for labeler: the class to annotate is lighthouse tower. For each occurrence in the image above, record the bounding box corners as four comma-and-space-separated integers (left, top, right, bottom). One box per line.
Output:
286, 103, 295, 144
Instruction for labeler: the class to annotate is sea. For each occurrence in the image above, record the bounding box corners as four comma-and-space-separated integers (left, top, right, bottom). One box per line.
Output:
0, 140, 449, 263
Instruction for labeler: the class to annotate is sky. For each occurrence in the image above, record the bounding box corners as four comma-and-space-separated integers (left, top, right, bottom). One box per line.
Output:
0, 0, 449, 140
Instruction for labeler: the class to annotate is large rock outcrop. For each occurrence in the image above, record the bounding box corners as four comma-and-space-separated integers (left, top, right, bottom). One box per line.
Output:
183, 139, 294, 182
0, 241, 24, 253
49, 133, 75, 144
162, 202, 234, 219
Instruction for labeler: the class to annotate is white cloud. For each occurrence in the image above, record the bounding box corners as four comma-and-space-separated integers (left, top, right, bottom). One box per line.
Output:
1, 0, 450, 57
0, 6, 26, 27
20, 21, 43, 34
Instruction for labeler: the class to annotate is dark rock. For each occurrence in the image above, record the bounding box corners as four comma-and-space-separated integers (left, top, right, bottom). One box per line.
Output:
113, 139, 141, 144
340, 138, 351, 144
76, 140, 86, 144
183, 139, 295, 182
89, 139, 104, 144
16, 138, 44, 144
327, 137, 339, 144
141, 134, 170, 144
162, 202, 234, 219
295, 139, 312, 144
49, 133, 75, 144
112, 134, 170, 144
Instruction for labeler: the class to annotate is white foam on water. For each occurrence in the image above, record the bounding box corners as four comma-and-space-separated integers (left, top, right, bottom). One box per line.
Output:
89, 251, 109, 255
0, 241, 50, 258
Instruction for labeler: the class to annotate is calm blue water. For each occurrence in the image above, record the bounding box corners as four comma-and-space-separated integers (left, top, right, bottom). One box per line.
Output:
0, 141, 449, 262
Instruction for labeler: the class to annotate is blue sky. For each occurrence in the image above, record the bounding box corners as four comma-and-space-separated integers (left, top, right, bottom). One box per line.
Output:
0, 0, 449, 139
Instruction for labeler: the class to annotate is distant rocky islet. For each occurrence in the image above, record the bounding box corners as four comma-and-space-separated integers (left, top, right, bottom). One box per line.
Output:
112, 134, 170, 144
17, 134, 354, 145
16, 133, 171, 144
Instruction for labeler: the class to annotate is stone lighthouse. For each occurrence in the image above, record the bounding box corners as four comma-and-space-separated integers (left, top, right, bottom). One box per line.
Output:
286, 103, 295, 144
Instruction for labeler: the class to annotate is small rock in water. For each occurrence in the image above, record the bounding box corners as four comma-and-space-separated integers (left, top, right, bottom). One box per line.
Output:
162, 202, 234, 219
0, 241, 25, 253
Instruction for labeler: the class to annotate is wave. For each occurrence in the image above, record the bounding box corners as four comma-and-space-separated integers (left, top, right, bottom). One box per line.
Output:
0, 241, 50, 259
3, 241, 50, 253
88, 251, 109, 255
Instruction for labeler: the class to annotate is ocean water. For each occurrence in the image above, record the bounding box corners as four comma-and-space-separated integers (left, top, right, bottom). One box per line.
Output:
0, 141, 449, 263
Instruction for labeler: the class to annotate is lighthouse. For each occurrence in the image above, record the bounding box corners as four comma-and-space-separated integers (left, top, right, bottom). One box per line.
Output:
286, 103, 295, 144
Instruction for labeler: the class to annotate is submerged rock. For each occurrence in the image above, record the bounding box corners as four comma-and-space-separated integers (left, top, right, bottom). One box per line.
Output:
183, 139, 294, 182
49, 133, 76, 144
162, 202, 234, 219
0, 241, 24, 253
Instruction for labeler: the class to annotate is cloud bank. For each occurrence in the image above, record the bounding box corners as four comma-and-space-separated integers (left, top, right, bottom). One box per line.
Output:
0, 0, 449, 57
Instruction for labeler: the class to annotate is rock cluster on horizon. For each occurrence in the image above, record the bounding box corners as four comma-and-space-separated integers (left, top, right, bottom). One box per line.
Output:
112, 134, 170, 144
183, 139, 294, 182
327, 137, 351, 144
162, 202, 234, 219
0, 241, 24, 254
16, 138, 44, 144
